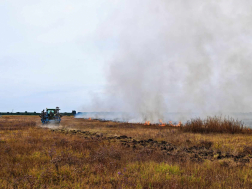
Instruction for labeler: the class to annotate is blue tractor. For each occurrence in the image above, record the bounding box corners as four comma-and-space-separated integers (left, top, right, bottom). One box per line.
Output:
40, 107, 62, 124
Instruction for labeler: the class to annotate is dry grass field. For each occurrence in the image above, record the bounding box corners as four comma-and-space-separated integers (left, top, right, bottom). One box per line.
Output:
0, 115, 252, 188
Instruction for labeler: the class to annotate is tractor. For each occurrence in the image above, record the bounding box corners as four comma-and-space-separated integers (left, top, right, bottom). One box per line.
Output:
40, 107, 62, 124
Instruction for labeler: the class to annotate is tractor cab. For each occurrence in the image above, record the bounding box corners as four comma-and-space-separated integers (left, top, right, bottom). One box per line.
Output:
47, 109, 55, 114
47, 109, 55, 119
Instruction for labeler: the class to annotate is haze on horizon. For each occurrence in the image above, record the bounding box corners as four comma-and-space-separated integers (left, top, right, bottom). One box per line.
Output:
1, 1, 252, 121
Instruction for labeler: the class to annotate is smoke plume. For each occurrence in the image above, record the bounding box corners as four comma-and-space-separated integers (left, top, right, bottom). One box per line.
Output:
84, 1, 252, 123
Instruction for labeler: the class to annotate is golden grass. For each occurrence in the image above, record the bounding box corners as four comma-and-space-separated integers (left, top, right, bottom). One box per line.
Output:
0, 116, 252, 188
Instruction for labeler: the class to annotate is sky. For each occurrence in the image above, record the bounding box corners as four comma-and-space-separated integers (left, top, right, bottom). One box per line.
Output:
1, 0, 252, 118
0, 0, 119, 112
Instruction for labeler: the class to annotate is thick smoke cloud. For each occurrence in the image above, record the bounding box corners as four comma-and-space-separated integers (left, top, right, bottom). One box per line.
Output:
85, 1, 252, 123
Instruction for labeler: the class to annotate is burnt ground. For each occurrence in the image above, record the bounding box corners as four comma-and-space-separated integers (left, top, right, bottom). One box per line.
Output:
51, 128, 252, 165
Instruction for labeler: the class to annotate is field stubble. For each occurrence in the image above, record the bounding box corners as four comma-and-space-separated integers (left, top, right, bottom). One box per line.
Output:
0, 115, 252, 188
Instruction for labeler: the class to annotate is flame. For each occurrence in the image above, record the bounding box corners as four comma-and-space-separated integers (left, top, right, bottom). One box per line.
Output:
142, 120, 182, 127
144, 121, 150, 125
88, 118, 91, 120
176, 121, 182, 127
159, 119, 166, 126
169, 121, 182, 127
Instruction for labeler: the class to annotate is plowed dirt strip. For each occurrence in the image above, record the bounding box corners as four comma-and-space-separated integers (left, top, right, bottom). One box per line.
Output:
51, 128, 252, 165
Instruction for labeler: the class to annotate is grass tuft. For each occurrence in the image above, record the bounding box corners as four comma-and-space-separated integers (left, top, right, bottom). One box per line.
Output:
181, 116, 252, 134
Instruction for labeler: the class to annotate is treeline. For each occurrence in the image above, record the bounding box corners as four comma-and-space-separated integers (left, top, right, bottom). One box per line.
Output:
0, 112, 75, 116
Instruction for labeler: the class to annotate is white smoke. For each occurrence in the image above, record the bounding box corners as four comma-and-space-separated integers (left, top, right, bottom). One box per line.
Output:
82, 1, 252, 123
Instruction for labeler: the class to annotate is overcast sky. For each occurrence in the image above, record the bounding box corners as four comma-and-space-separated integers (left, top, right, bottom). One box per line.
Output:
0, 0, 120, 112
2, 1, 252, 116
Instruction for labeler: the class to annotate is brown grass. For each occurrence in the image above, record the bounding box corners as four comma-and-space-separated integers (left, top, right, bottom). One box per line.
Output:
0, 116, 36, 130
181, 116, 252, 134
0, 116, 252, 188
